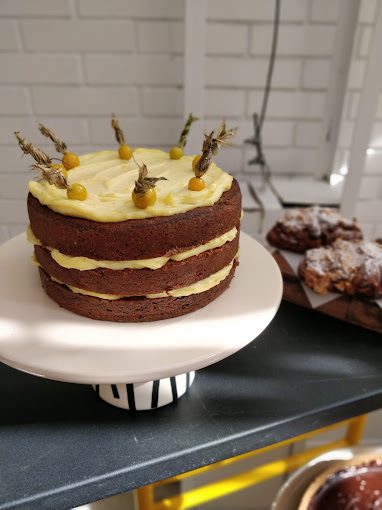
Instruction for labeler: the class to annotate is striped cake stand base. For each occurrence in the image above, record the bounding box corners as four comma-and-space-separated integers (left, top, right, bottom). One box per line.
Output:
92, 372, 195, 411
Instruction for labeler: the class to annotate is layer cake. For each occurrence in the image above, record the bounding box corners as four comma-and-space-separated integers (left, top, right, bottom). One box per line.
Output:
23, 131, 241, 322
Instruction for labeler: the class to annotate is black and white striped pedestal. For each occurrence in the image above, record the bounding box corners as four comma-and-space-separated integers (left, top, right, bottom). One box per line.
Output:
92, 372, 195, 410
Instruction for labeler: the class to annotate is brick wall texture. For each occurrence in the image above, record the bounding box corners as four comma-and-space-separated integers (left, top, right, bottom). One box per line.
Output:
0, 0, 380, 241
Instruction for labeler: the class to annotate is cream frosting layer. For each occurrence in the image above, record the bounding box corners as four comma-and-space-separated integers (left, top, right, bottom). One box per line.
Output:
28, 225, 238, 270
28, 148, 233, 222
51, 256, 237, 300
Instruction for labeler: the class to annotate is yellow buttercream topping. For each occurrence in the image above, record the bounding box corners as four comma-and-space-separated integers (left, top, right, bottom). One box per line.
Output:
51, 256, 237, 300
147, 258, 236, 298
27, 225, 237, 270
27, 226, 41, 246
51, 228, 237, 270
28, 148, 233, 222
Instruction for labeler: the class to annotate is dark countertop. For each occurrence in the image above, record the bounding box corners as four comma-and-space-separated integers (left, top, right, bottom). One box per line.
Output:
1, 301, 382, 510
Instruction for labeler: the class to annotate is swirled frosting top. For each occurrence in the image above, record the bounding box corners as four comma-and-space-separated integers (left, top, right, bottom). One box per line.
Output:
28, 148, 233, 222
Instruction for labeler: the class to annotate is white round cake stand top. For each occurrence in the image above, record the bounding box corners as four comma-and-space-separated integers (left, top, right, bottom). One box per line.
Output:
0, 232, 282, 385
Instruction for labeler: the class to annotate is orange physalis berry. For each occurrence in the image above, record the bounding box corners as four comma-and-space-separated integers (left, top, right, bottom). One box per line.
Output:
62, 152, 80, 170
132, 188, 157, 209
188, 176, 205, 191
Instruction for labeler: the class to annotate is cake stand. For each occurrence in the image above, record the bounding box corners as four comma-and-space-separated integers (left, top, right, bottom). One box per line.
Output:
0, 232, 282, 410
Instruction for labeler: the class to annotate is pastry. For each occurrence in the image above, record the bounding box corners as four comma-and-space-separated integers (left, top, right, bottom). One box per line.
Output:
299, 452, 382, 510
267, 206, 362, 253
298, 239, 382, 299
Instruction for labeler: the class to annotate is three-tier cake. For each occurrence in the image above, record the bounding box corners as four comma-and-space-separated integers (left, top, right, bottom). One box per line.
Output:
21, 120, 242, 322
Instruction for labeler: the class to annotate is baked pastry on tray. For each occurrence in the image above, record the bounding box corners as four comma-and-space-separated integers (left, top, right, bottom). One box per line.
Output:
298, 239, 382, 299
266, 206, 362, 253
298, 452, 382, 510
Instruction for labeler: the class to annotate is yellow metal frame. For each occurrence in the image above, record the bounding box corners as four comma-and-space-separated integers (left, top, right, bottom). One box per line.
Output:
135, 414, 367, 510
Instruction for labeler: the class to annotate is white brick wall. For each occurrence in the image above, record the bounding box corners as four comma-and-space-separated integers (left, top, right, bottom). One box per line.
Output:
248, 91, 326, 119
84, 54, 183, 85
0, 87, 31, 115
32, 87, 139, 115
0, 0, 380, 245
251, 25, 336, 56
0, 0, 71, 17
301, 60, 331, 89
310, 0, 340, 23
0, 0, 348, 244
207, 0, 307, 22
206, 57, 302, 88
295, 122, 321, 148
21, 20, 136, 52
0, 54, 81, 84
78, 0, 184, 19
0, 20, 20, 50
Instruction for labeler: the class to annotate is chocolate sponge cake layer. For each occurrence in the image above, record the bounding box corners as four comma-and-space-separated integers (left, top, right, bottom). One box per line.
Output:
34, 233, 239, 295
39, 262, 238, 322
28, 179, 241, 260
